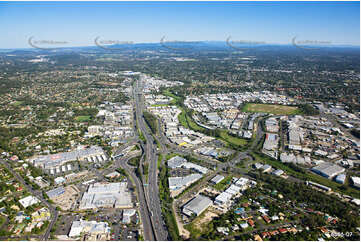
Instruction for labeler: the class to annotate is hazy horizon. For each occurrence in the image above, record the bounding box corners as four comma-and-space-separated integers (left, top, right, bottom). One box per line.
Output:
0, 1, 359, 49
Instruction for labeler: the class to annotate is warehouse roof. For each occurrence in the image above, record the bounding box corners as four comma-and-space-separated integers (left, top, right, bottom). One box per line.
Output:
32, 146, 105, 169
167, 156, 187, 168
46, 187, 65, 199
211, 175, 225, 184
183, 195, 213, 216
311, 162, 345, 178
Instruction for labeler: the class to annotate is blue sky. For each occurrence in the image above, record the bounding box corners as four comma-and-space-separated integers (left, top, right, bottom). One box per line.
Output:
0, 1, 359, 48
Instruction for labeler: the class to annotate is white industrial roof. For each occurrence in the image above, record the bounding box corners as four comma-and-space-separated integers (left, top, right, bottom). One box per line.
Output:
211, 175, 225, 184
19, 196, 40, 208
215, 192, 233, 204
183, 195, 213, 216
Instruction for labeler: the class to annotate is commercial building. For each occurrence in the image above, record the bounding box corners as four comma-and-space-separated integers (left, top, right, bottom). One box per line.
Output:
46, 187, 65, 199
211, 175, 225, 184
47, 185, 79, 211
168, 174, 202, 191
306, 181, 331, 192
351, 176, 360, 188
68, 220, 111, 238
234, 177, 249, 188
167, 156, 208, 174
272, 169, 284, 176
215, 192, 233, 205
182, 162, 208, 174
265, 118, 279, 133
54, 176, 66, 185
19, 196, 40, 208
182, 195, 213, 217
260, 164, 272, 173
167, 156, 187, 168
105, 171, 121, 179
263, 133, 279, 150
225, 184, 241, 195
122, 209, 136, 224
31, 146, 106, 171
79, 182, 132, 210
253, 163, 263, 169
335, 174, 346, 184
311, 162, 345, 179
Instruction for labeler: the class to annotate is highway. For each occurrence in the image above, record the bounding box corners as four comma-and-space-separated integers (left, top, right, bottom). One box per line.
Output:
133, 75, 168, 240
0, 159, 58, 241
114, 154, 155, 241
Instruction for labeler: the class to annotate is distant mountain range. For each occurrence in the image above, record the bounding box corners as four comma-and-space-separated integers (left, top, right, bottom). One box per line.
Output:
0, 41, 359, 53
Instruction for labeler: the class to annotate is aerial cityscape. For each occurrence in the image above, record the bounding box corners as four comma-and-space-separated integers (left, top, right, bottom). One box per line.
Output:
0, 0, 360, 241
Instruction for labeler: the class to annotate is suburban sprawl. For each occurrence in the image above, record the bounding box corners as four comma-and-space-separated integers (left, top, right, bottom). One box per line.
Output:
0, 41, 359, 241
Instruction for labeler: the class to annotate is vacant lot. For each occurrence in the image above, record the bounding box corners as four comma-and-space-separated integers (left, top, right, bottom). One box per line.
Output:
193, 209, 218, 231
243, 103, 300, 115
75, 115, 91, 122
219, 131, 248, 146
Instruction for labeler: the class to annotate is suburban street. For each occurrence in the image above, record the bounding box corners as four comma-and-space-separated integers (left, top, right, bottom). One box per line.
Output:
0, 159, 58, 241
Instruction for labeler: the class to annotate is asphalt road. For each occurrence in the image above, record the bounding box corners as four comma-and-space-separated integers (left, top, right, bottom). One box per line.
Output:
133, 75, 168, 240
114, 154, 155, 241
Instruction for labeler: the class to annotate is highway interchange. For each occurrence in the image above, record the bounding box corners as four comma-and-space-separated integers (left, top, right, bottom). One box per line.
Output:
0, 79, 272, 241
130, 75, 168, 240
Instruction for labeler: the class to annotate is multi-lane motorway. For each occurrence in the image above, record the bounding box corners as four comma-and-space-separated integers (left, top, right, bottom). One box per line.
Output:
132, 75, 168, 240
114, 154, 155, 241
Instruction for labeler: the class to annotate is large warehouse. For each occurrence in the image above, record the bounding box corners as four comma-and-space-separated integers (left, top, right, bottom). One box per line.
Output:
182, 195, 213, 217
311, 162, 345, 179
30, 146, 107, 171
79, 182, 132, 210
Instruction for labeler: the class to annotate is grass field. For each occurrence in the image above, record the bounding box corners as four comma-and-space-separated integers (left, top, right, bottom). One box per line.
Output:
163, 90, 179, 100
12, 101, 23, 106
178, 108, 205, 132
151, 104, 169, 107
243, 103, 300, 115
219, 131, 248, 146
75, 115, 91, 122
157, 154, 163, 168
0, 216, 6, 227
214, 175, 233, 191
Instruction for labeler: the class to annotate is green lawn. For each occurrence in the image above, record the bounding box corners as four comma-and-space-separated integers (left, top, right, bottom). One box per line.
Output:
75, 115, 91, 122
157, 154, 163, 168
177, 108, 205, 133
0, 216, 6, 228
163, 90, 180, 100
12, 101, 23, 106
138, 128, 146, 142
214, 175, 233, 191
219, 131, 248, 146
177, 110, 189, 128
242, 103, 300, 115
151, 104, 169, 107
